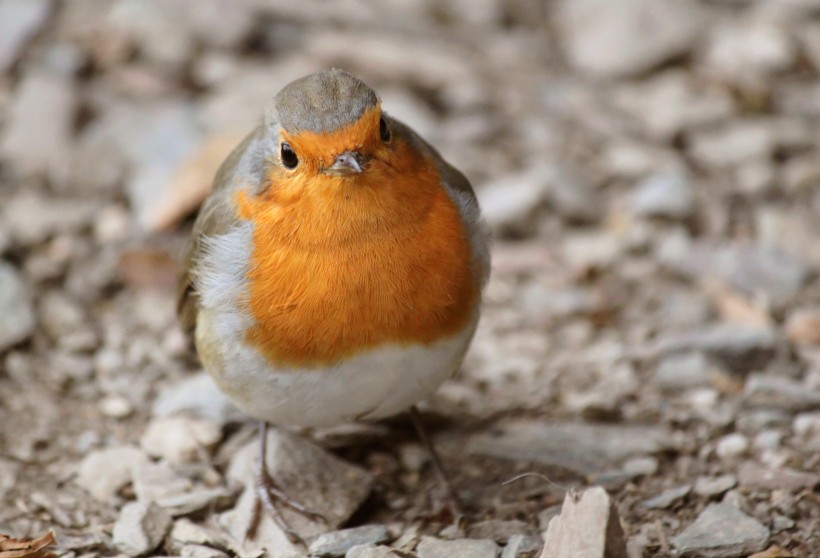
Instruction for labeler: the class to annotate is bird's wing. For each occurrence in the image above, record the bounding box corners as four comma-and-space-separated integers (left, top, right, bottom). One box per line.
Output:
176, 125, 271, 335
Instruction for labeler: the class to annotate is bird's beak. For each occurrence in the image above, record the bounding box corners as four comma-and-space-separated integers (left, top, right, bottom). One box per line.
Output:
323, 151, 364, 176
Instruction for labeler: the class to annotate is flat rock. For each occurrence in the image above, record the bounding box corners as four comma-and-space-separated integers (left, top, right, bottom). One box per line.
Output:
540, 487, 627, 558
140, 416, 222, 464
672, 503, 769, 557
0, 262, 35, 352
346, 545, 397, 558
417, 536, 499, 558
640, 484, 691, 509
152, 372, 242, 425
500, 534, 542, 558
556, 0, 702, 78
75, 446, 150, 502
468, 420, 669, 477
0, 70, 76, 185
0, 0, 52, 73
631, 170, 694, 220
2, 192, 96, 245
221, 429, 374, 552
694, 475, 738, 498
113, 501, 172, 557
737, 463, 820, 491
652, 325, 777, 375
743, 374, 820, 411
478, 166, 550, 237
654, 352, 715, 391
467, 520, 538, 544
308, 525, 390, 557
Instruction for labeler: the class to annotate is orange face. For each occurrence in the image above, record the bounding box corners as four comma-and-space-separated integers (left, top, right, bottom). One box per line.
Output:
233, 104, 478, 368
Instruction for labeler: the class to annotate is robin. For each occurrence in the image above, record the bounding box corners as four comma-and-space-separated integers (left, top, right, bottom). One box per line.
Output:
177, 69, 491, 542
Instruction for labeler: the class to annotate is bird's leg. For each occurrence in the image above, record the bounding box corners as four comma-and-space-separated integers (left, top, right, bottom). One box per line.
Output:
246, 422, 327, 545
409, 406, 464, 520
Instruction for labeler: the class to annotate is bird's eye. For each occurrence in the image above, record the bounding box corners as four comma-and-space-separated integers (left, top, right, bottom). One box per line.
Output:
280, 142, 298, 169
379, 117, 390, 142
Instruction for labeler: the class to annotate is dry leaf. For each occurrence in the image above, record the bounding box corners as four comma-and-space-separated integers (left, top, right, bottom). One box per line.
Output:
0, 532, 57, 558
702, 277, 771, 327
748, 546, 795, 558
149, 132, 246, 232
118, 248, 180, 291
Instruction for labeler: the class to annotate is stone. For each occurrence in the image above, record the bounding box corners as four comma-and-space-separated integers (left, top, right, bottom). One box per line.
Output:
703, 17, 795, 87
612, 71, 733, 140
694, 475, 738, 498
468, 420, 670, 477
793, 412, 820, 437
112, 501, 172, 557
0, 70, 76, 186
737, 463, 820, 491
672, 503, 770, 557
467, 520, 538, 544
715, 434, 749, 460
478, 166, 550, 237
540, 487, 627, 558
140, 416, 222, 465
631, 170, 694, 220
744, 374, 820, 411
75, 446, 150, 502
0, 0, 52, 73
1, 192, 96, 245
99, 395, 134, 419
131, 462, 193, 507
152, 372, 242, 425
561, 232, 623, 272
167, 518, 226, 553
180, 544, 228, 558
640, 485, 691, 510
221, 429, 374, 551
417, 537, 499, 558
500, 534, 542, 558
545, 166, 601, 223
308, 525, 390, 557
346, 545, 397, 558
653, 325, 777, 375
556, 0, 702, 78
689, 121, 775, 169
654, 352, 714, 391
0, 263, 35, 352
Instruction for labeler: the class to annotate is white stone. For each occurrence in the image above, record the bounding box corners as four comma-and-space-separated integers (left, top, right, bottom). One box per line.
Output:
113, 501, 172, 557
76, 446, 150, 502
140, 416, 222, 465
715, 433, 749, 460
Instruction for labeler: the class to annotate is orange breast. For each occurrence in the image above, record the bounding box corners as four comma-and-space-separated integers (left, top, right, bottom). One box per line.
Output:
234, 141, 476, 368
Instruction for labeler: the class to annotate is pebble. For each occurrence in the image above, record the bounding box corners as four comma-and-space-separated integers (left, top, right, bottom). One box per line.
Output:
541, 487, 627, 558
654, 352, 714, 391
556, 0, 702, 78
640, 484, 692, 509
653, 325, 777, 375
416, 536, 499, 558
467, 520, 538, 545
0, 70, 77, 186
478, 166, 550, 237
131, 462, 193, 506
744, 374, 820, 412
561, 231, 623, 272
631, 170, 695, 220
737, 463, 820, 491
0, 263, 35, 352
152, 372, 242, 425
99, 395, 134, 419
167, 518, 226, 553
75, 446, 150, 502
715, 434, 749, 460
752, 429, 782, 451
0, 0, 52, 73
689, 121, 775, 169
694, 475, 738, 498
500, 534, 541, 558
308, 525, 390, 557
545, 166, 601, 223
793, 412, 820, 437
672, 503, 770, 557
346, 545, 397, 558
112, 501, 172, 557
221, 429, 374, 551
180, 544, 228, 558
468, 419, 669, 477
2, 192, 95, 245
140, 416, 222, 465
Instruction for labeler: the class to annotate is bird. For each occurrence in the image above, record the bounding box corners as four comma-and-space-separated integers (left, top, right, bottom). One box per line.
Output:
177, 68, 491, 542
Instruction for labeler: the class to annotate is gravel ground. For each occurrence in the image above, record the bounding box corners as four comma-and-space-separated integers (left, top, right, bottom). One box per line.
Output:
1, 1, 819, 557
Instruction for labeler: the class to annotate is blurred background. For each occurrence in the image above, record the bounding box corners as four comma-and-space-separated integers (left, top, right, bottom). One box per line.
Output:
0, 0, 819, 556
